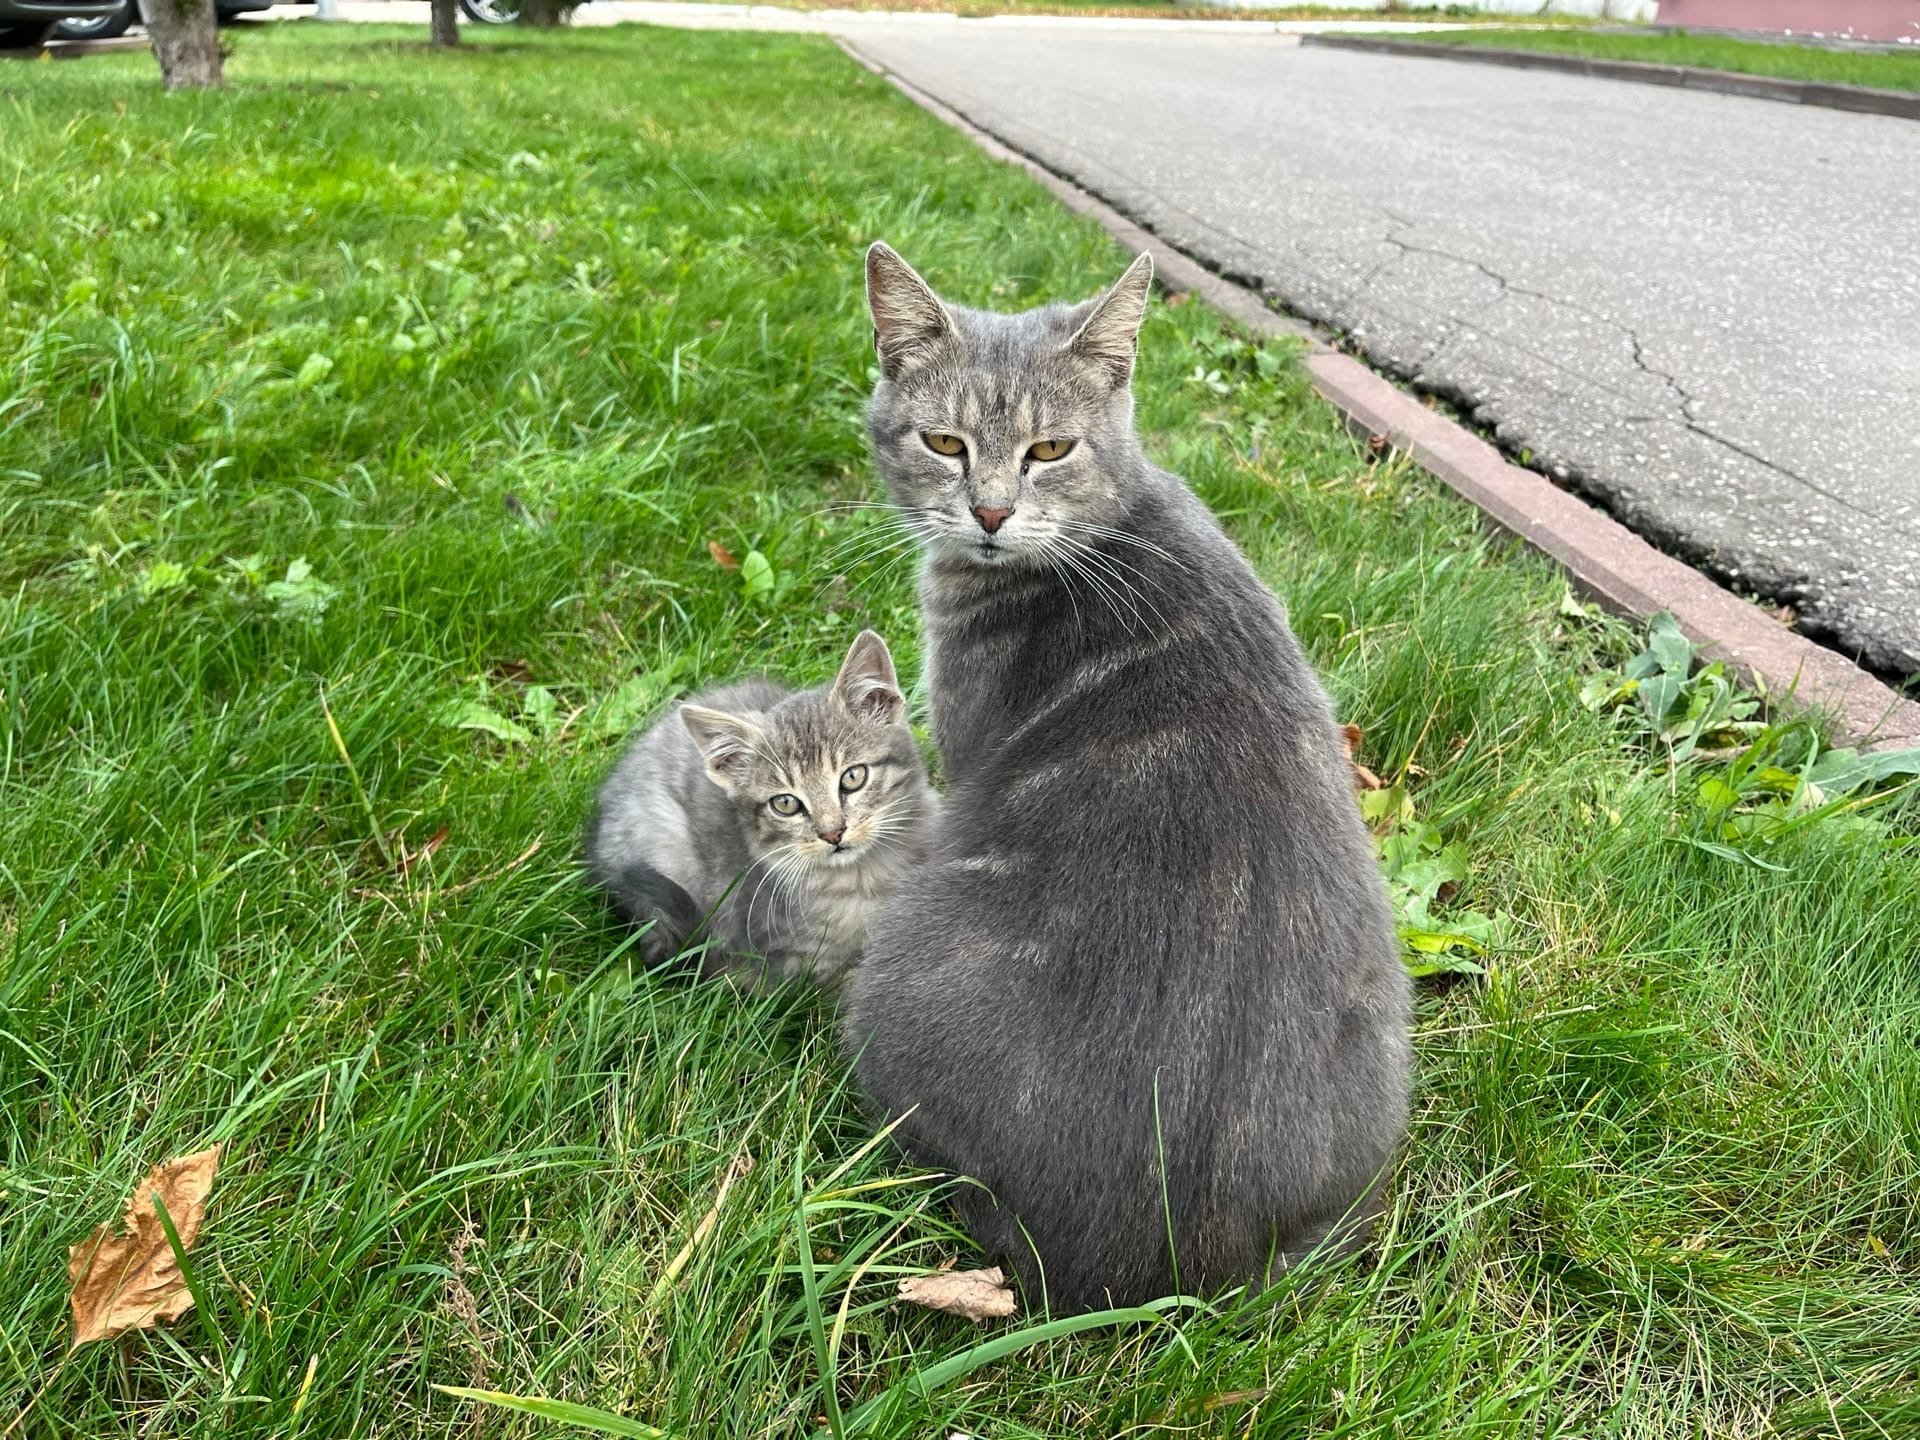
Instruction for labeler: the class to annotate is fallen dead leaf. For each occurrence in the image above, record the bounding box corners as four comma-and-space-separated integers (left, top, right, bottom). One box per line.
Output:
67, 1145, 221, 1351
398, 824, 450, 877
707, 541, 740, 571
897, 1266, 1017, 1323
1340, 723, 1386, 792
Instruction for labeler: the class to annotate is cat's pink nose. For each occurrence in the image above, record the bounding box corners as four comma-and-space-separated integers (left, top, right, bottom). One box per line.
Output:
818, 826, 845, 847
972, 505, 1013, 535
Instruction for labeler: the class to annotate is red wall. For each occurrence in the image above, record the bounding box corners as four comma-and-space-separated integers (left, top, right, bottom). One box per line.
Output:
1657, 0, 1920, 41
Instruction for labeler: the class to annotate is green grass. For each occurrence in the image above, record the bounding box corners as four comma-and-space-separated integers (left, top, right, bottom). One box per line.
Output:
1420, 26, 1920, 92
3, 21, 1918, 1440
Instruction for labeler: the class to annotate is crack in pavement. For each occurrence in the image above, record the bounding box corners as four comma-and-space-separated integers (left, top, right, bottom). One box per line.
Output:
1370, 220, 1892, 524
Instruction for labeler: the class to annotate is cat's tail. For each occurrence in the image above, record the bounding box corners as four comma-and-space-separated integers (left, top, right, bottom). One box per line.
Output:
590, 857, 706, 963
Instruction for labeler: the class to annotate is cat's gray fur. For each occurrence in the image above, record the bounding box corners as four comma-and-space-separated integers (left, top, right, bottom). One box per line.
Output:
586, 631, 935, 987
843, 244, 1413, 1310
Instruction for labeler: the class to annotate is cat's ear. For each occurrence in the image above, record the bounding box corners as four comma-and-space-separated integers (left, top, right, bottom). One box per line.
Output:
681, 705, 763, 791
832, 630, 904, 725
1067, 252, 1154, 388
866, 242, 954, 381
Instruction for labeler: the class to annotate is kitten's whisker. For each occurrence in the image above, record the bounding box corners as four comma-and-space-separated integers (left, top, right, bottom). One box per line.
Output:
741, 842, 804, 946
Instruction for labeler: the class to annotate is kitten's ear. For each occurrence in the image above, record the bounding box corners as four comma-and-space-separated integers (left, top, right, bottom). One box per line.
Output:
681, 705, 763, 791
1067, 252, 1154, 388
866, 242, 954, 381
832, 630, 905, 725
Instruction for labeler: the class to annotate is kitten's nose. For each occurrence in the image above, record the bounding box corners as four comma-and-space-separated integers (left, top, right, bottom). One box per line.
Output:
818, 825, 846, 847
972, 505, 1013, 535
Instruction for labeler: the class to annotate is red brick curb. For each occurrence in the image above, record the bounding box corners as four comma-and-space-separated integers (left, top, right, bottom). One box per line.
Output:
839, 39, 1920, 750
1300, 34, 1920, 124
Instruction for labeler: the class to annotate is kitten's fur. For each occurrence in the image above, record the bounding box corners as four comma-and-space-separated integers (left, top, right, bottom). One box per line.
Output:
586, 631, 935, 987
844, 245, 1413, 1309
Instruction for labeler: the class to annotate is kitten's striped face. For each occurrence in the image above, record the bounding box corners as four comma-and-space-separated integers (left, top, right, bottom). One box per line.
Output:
681, 631, 926, 869
864, 244, 1155, 570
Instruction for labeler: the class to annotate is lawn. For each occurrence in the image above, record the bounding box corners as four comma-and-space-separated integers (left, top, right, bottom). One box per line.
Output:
3, 21, 1919, 1440
1420, 26, 1920, 93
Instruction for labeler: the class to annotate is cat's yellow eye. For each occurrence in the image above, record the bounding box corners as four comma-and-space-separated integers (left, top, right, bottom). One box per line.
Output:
1026, 439, 1075, 463
922, 432, 966, 457
840, 764, 869, 793
768, 793, 804, 817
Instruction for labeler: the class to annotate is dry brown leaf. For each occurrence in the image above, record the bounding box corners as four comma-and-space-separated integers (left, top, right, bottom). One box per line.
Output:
67, 1145, 221, 1351
897, 1266, 1017, 1323
707, 540, 740, 571
1339, 723, 1385, 792
399, 824, 450, 876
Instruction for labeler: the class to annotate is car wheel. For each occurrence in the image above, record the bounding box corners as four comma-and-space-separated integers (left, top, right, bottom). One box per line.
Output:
458, 0, 520, 23
0, 21, 56, 46
53, 0, 137, 40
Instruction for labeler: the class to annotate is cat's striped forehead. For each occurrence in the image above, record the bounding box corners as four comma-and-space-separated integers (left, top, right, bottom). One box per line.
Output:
752, 690, 914, 782
921, 301, 1105, 436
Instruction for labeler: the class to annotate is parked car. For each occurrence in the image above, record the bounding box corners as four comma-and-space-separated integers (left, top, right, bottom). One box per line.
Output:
1, 0, 121, 46
52, 0, 307, 40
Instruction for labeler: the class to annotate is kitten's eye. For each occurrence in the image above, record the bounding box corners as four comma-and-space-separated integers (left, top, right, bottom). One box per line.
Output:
768, 794, 804, 817
921, 432, 966, 457
840, 764, 869, 793
1026, 439, 1075, 463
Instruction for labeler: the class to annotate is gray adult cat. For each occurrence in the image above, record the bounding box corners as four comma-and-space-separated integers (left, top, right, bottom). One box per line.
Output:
586, 630, 935, 987
843, 244, 1413, 1310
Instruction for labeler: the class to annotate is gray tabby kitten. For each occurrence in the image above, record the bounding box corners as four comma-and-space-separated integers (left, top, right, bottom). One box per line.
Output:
586, 631, 934, 987
844, 244, 1413, 1310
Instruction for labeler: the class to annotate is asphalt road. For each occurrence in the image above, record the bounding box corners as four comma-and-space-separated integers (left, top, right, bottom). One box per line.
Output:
842, 32, 1920, 677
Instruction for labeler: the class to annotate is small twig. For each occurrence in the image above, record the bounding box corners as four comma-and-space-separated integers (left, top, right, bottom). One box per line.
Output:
434, 838, 543, 898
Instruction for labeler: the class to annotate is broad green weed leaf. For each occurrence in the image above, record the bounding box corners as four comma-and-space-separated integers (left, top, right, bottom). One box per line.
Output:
139, 561, 191, 598
263, 558, 338, 623
295, 352, 334, 388
524, 685, 561, 738
740, 549, 776, 606
589, 661, 688, 741
1804, 745, 1920, 797
437, 697, 532, 746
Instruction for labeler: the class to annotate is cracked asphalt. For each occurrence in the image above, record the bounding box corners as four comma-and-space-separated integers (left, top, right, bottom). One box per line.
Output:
843, 31, 1920, 676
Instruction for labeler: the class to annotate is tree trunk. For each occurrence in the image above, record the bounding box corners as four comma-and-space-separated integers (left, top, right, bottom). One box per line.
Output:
518, 0, 568, 27
143, 0, 224, 89
430, 0, 459, 46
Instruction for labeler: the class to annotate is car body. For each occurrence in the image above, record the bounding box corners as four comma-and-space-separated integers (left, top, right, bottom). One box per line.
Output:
1, 0, 121, 47
51, 0, 307, 40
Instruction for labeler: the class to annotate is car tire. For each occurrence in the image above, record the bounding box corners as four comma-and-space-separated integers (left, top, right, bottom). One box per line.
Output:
458, 0, 520, 23
0, 20, 56, 46
53, 0, 137, 39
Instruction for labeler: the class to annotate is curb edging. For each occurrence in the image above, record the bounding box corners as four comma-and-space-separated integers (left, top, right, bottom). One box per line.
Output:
1299, 34, 1920, 123
839, 37, 1920, 750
